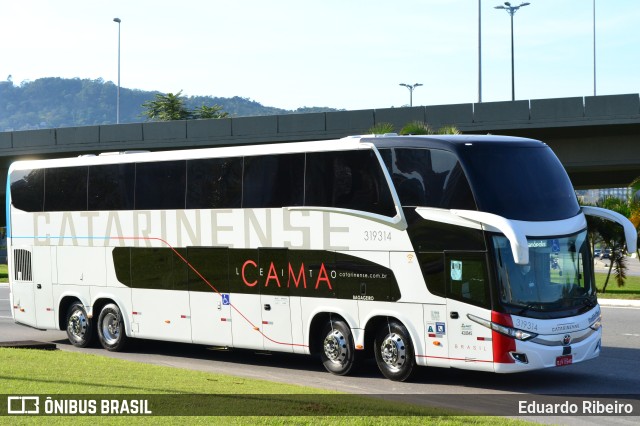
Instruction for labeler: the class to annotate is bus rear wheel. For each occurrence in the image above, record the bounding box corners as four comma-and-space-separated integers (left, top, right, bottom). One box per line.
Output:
319, 319, 357, 376
65, 302, 94, 348
97, 303, 128, 352
374, 320, 416, 381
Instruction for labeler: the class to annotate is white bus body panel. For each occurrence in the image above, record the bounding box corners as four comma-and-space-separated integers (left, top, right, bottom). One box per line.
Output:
445, 300, 493, 371
190, 292, 233, 347
33, 246, 56, 329
420, 304, 449, 367
230, 293, 264, 350
131, 289, 192, 343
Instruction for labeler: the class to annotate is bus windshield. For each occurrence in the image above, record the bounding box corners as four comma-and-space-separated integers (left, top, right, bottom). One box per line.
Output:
493, 230, 596, 312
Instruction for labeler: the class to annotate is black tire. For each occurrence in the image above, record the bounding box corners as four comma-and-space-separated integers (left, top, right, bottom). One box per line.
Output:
97, 303, 128, 352
319, 319, 358, 376
65, 301, 94, 348
374, 320, 416, 381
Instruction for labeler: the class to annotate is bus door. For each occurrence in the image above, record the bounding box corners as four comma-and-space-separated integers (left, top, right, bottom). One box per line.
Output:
33, 246, 56, 329
259, 248, 294, 352
229, 249, 265, 350
187, 247, 233, 347
444, 252, 493, 370
10, 247, 37, 327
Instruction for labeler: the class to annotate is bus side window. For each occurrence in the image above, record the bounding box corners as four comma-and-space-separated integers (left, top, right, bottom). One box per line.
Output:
135, 160, 187, 210
89, 163, 135, 211
305, 150, 395, 217
45, 166, 88, 212
380, 148, 476, 210
242, 154, 304, 208
10, 169, 45, 212
186, 157, 242, 209
445, 253, 489, 308
417, 252, 445, 297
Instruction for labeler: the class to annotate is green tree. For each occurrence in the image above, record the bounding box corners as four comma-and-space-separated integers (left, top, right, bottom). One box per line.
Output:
191, 104, 229, 119
141, 91, 190, 121
587, 197, 632, 293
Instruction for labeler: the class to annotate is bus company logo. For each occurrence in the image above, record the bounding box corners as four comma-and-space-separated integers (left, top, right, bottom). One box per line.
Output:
236, 260, 334, 290
7, 396, 40, 414
551, 323, 580, 333
562, 334, 572, 346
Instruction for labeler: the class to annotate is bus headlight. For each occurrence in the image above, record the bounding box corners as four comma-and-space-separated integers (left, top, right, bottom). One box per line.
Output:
468, 313, 538, 341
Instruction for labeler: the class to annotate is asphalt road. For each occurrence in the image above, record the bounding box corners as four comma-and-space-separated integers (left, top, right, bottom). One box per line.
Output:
595, 257, 640, 276
1, 284, 638, 424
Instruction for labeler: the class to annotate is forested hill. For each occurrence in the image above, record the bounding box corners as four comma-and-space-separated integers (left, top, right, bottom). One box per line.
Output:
0, 77, 339, 131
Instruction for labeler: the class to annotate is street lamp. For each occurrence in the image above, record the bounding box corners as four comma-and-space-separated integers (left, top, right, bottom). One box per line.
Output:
494, 2, 530, 101
478, 0, 482, 103
593, 0, 596, 96
113, 17, 121, 124
399, 83, 423, 107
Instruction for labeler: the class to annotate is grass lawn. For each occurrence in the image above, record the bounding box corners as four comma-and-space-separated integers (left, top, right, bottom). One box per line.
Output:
0, 348, 528, 425
595, 272, 640, 299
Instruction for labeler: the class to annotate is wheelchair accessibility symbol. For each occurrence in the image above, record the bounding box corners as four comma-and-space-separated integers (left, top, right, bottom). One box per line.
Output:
221, 294, 230, 305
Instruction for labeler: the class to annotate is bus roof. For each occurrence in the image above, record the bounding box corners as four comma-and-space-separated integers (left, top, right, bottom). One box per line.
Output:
362, 134, 545, 152
7, 134, 544, 172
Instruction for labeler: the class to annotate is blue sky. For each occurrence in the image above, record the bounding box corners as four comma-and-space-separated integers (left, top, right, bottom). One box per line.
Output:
1, 0, 638, 111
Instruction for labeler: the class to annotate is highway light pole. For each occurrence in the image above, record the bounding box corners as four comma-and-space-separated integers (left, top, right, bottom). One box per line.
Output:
593, 0, 596, 96
494, 2, 530, 101
478, 0, 482, 103
399, 83, 423, 107
113, 17, 121, 124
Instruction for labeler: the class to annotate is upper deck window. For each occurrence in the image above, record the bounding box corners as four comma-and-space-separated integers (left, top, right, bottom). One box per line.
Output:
379, 148, 476, 210
305, 150, 396, 217
243, 154, 304, 208
459, 145, 579, 221
10, 169, 44, 212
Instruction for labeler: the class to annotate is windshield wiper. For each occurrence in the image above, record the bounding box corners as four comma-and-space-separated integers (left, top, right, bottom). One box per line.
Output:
517, 303, 538, 316
567, 295, 597, 308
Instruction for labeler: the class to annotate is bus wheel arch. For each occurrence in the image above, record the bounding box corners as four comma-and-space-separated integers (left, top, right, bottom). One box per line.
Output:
63, 299, 95, 348
311, 313, 359, 376
95, 301, 128, 352
369, 317, 416, 382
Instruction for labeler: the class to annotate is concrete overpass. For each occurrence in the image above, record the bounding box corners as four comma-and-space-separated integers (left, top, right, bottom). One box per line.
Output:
1, 93, 639, 206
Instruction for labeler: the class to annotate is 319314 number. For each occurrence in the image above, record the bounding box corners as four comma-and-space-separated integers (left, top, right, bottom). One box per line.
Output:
364, 230, 392, 242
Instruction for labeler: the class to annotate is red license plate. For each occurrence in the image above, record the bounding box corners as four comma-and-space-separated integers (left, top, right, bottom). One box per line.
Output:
556, 355, 573, 366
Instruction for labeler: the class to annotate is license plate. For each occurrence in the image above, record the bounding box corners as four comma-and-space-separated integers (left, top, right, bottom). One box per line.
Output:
555, 355, 573, 366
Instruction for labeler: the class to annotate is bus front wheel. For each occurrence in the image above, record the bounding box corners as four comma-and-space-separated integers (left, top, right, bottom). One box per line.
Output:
319, 319, 357, 376
97, 303, 128, 352
374, 320, 416, 381
65, 302, 94, 348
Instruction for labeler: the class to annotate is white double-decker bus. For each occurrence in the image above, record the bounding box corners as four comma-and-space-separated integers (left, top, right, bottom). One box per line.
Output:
7, 134, 636, 381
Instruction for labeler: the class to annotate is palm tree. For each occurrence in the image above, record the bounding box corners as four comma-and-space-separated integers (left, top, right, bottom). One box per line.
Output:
141, 91, 189, 121
192, 104, 229, 119
369, 121, 462, 136
587, 194, 639, 293
628, 177, 640, 258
